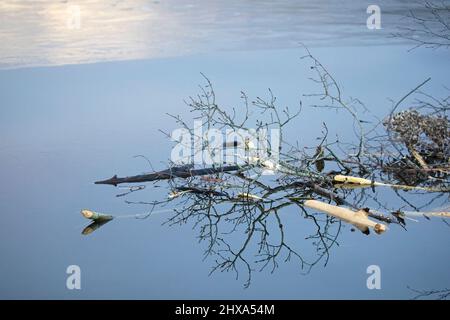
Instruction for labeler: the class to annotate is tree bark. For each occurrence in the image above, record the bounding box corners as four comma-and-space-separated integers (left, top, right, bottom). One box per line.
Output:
94, 165, 243, 186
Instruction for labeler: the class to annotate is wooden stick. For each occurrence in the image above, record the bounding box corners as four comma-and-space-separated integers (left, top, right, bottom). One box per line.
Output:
407, 144, 429, 170
81, 209, 114, 221
304, 200, 387, 235
95, 165, 244, 186
333, 175, 449, 192
80, 209, 114, 235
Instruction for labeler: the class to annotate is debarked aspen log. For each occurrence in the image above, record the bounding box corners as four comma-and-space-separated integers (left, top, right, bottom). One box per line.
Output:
81, 209, 114, 222
80, 209, 114, 236
304, 200, 387, 235
333, 175, 374, 185
333, 175, 449, 192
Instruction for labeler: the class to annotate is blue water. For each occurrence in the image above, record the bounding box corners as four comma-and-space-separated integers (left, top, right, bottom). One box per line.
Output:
0, 0, 426, 69
0, 1, 449, 299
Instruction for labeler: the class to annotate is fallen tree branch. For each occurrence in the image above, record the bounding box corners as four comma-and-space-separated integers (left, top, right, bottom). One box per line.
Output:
94, 165, 245, 186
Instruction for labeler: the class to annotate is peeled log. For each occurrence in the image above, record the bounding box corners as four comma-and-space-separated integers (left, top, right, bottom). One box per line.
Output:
81, 209, 114, 221
304, 200, 387, 235
333, 174, 448, 192
80, 209, 114, 235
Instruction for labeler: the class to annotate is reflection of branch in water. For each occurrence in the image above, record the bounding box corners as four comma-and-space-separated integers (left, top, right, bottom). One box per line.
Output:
116, 185, 146, 197
160, 182, 342, 288
82, 219, 113, 235
393, 1, 450, 51
409, 286, 450, 300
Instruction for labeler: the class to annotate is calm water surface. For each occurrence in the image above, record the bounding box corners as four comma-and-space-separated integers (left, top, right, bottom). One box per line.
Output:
0, 0, 426, 69
0, 0, 449, 299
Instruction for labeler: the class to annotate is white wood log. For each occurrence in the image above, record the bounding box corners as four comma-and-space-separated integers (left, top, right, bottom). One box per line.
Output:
81, 209, 114, 221
304, 200, 387, 235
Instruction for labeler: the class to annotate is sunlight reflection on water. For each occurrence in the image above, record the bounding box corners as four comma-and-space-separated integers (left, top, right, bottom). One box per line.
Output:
0, 0, 422, 69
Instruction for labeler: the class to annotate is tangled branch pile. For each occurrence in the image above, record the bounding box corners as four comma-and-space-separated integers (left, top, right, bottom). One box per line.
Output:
94, 50, 449, 288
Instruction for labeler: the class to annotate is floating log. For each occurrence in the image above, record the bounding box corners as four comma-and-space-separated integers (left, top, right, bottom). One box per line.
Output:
81, 209, 114, 221
333, 175, 449, 192
80, 209, 114, 235
304, 199, 387, 235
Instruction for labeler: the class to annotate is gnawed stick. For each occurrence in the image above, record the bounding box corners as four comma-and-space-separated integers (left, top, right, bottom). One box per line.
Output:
333, 175, 449, 193
81, 209, 114, 221
80, 208, 176, 235
304, 200, 387, 235
80, 209, 114, 235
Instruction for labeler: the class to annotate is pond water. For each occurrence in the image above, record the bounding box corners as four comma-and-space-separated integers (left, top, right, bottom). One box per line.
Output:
0, 0, 426, 69
0, 0, 449, 299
